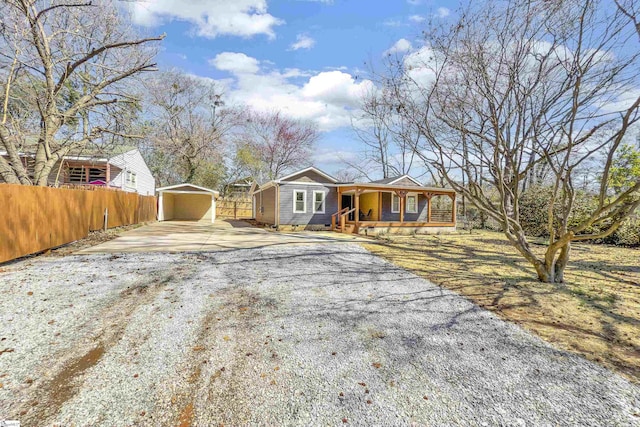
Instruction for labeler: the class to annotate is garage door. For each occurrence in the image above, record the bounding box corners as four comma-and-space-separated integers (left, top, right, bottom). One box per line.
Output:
171, 193, 212, 220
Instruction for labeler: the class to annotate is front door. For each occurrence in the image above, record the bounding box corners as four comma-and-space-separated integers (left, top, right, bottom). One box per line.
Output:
341, 194, 354, 221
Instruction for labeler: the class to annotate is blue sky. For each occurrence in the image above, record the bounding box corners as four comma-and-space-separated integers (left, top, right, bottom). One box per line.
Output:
128, 0, 455, 178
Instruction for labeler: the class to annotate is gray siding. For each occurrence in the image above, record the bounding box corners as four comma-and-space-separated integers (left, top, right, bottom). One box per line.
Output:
381, 192, 428, 221
278, 183, 338, 225
281, 170, 334, 184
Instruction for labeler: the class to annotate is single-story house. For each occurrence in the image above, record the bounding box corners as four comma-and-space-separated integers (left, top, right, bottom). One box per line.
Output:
157, 183, 219, 223
0, 146, 155, 196
252, 166, 457, 234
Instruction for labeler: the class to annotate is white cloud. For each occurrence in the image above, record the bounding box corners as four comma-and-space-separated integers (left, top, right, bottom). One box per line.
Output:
209, 53, 373, 131
409, 15, 425, 23
407, 0, 423, 5
129, 0, 283, 39
324, 65, 349, 71
403, 46, 438, 88
436, 7, 450, 18
289, 34, 316, 51
383, 38, 413, 56
209, 52, 260, 74
382, 19, 405, 27
301, 71, 372, 108
313, 148, 358, 164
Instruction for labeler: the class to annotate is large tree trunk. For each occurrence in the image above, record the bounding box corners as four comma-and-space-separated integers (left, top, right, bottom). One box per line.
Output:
533, 241, 571, 283
508, 229, 571, 283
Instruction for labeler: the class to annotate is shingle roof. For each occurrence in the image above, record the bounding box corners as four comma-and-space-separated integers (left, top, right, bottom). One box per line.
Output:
370, 176, 404, 184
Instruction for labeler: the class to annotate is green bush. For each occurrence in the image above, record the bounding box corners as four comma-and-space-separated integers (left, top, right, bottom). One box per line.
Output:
517, 186, 639, 246
598, 217, 640, 246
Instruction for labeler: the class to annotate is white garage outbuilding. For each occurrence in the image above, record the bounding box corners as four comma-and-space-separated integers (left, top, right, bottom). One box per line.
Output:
157, 184, 220, 223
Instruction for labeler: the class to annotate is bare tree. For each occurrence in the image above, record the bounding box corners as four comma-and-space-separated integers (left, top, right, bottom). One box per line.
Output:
350, 86, 419, 179
333, 167, 365, 183
235, 110, 318, 182
385, 0, 640, 283
0, 0, 163, 185
143, 71, 233, 187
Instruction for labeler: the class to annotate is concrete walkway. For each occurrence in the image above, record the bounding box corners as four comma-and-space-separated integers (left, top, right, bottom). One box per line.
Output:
78, 220, 370, 254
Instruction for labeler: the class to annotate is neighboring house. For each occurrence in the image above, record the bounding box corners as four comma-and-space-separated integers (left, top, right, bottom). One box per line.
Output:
252, 166, 457, 234
0, 146, 155, 196
223, 177, 254, 199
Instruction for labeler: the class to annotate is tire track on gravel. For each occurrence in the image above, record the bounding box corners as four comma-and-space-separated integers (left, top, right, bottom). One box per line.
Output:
172, 282, 283, 426
16, 266, 179, 425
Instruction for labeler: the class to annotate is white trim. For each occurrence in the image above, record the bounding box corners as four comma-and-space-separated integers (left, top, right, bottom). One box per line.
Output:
387, 175, 423, 186
157, 183, 219, 196
293, 189, 306, 213
312, 190, 326, 214
125, 170, 137, 189
279, 166, 338, 183
158, 193, 164, 221
406, 194, 418, 213
282, 181, 333, 186
391, 193, 400, 213
158, 190, 214, 195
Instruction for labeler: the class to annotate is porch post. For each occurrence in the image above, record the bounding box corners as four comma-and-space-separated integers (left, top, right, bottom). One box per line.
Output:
451, 193, 457, 224
397, 190, 407, 223
355, 188, 360, 231
424, 192, 433, 223
106, 163, 111, 187
338, 187, 342, 212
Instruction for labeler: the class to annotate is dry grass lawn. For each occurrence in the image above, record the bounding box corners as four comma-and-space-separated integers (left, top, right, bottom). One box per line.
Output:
361, 230, 640, 383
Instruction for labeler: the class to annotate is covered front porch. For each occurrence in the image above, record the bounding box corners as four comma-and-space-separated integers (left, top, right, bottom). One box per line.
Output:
331, 183, 457, 235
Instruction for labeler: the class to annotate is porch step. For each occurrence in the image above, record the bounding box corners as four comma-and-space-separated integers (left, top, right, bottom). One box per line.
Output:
342, 224, 356, 234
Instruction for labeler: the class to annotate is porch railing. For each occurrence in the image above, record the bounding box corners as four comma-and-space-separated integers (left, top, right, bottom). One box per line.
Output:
339, 208, 356, 231
331, 207, 349, 230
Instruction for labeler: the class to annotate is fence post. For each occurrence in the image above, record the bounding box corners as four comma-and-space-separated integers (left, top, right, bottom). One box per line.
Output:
104, 208, 108, 231
234, 201, 238, 219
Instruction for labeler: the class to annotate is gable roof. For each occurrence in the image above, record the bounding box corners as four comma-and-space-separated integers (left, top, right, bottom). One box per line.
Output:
370, 175, 422, 186
254, 166, 339, 194
278, 166, 338, 183
157, 183, 219, 196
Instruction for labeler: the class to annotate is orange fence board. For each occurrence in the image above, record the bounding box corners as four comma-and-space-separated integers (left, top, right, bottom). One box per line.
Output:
0, 184, 156, 263
216, 199, 252, 219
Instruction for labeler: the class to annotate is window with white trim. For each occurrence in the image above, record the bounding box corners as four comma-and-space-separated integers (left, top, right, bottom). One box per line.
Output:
391, 194, 400, 213
293, 190, 306, 213
313, 191, 325, 213
125, 171, 137, 188
407, 195, 417, 213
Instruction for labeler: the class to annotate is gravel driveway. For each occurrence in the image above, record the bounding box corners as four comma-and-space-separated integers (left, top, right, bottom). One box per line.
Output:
1, 243, 638, 426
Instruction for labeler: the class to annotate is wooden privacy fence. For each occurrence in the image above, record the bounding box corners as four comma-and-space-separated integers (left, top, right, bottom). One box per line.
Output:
0, 184, 156, 264
216, 198, 252, 219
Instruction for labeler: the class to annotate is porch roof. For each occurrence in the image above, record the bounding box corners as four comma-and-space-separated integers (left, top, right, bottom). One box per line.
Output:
337, 182, 455, 195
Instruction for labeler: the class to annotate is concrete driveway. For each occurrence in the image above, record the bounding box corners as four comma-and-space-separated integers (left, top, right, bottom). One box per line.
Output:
78, 220, 369, 254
